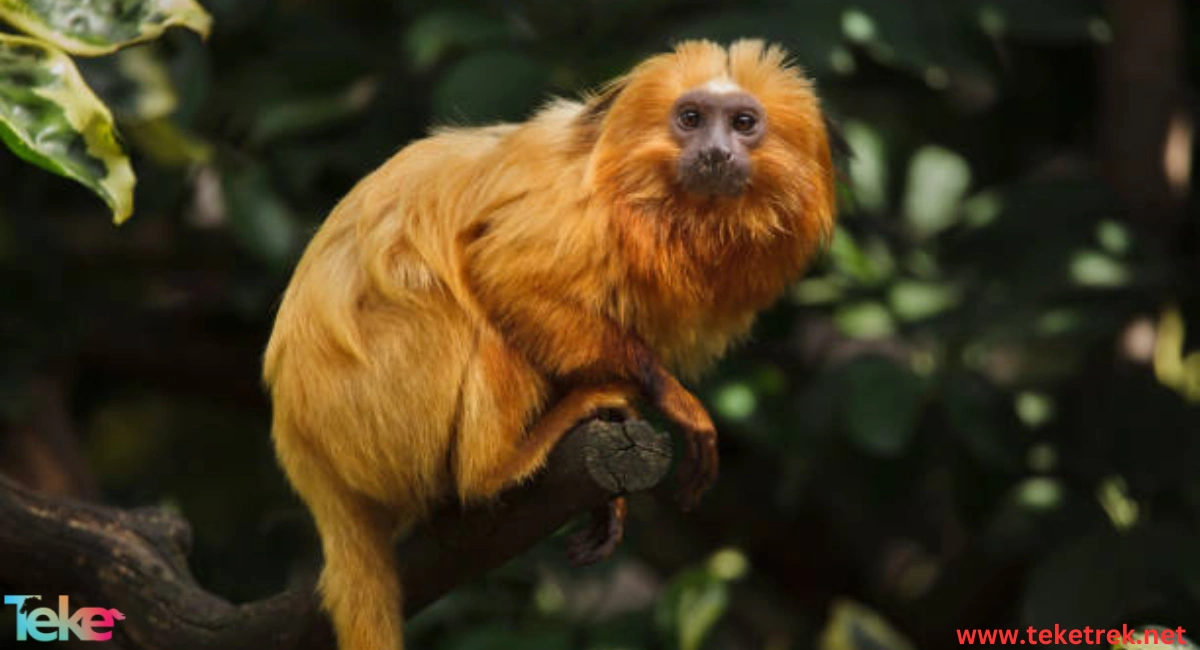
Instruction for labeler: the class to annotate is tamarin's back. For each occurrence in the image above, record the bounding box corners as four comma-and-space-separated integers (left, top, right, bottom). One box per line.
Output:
265, 40, 835, 650
264, 100, 621, 509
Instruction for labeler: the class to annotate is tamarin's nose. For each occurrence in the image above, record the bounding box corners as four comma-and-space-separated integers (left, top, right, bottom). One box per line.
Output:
701, 147, 733, 165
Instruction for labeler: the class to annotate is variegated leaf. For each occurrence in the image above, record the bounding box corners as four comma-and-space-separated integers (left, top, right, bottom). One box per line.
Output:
0, 34, 134, 222
0, 0, 211, 57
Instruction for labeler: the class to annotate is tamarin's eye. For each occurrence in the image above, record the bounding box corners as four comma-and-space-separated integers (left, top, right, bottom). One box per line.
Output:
677, 109, 702, 130
732, 112, 758, 133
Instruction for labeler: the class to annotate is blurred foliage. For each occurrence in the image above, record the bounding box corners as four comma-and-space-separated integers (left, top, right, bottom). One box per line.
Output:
1, 0, 1199, 649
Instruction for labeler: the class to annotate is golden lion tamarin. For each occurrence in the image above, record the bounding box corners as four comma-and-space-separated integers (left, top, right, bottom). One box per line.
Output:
264, 39, 836, 650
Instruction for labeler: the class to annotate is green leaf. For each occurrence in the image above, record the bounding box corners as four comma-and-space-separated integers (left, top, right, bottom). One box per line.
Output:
833, 301, 895, 339
889, 280, 960, 321
707, 548, 749, 581
656, 570, 730, 650
1069, 249, 1131, 287
713, 382, 757, 421
656, 550, 748, 650
827, 226, 896, 286
677, 579, 728, 650
903, 145, 972, 238
838, 356, 925, 457
221, 164, 299, 267
1012, 476, 1065, 511
843, 120, 888, 213
819, 599, 915, 650
0, 34, 134, 222
0, 0, 212, 56
122, 117, 210, 166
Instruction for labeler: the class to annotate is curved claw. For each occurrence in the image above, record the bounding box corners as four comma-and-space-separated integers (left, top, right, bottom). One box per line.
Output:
566, 497, 627, 566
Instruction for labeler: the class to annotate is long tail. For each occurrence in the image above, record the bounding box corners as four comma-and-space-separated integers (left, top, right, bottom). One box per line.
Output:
315, 492, 405, 650
279, 435, 407, 650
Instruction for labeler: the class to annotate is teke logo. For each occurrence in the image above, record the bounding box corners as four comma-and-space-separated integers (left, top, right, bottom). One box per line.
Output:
3, 595, 124, 642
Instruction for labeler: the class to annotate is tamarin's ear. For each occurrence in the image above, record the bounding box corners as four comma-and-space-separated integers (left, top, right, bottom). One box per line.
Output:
577, 77, 628, 127
573, 77, 629, 151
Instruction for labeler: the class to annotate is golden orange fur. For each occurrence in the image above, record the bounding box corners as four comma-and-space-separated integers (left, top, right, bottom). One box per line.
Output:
264, 39, 836, 650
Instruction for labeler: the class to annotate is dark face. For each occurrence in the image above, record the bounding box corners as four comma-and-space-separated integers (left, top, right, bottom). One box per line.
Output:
670, 86, 766, 197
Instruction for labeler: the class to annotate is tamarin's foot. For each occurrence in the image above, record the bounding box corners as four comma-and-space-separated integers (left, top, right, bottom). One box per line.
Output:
566, 496, 627, 566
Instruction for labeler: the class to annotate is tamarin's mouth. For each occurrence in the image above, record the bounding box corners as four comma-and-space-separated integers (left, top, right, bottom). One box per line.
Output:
677, 158, 751, 197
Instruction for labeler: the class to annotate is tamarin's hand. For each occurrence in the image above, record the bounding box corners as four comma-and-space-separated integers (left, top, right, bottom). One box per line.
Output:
264, 40, 836, 650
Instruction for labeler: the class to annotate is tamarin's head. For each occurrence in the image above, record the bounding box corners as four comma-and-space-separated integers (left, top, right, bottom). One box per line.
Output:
584, 39, 834, 220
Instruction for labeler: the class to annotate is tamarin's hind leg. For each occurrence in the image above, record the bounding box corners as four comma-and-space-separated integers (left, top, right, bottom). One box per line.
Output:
456, 381, 638, 566
456, 381, 637, 503
289, 455, 406, 650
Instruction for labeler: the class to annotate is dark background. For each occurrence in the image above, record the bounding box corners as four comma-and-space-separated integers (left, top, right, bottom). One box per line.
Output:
2, 0, 1198, 648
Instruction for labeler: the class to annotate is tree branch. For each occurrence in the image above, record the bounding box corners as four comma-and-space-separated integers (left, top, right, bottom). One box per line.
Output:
0, 419, 671, 650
